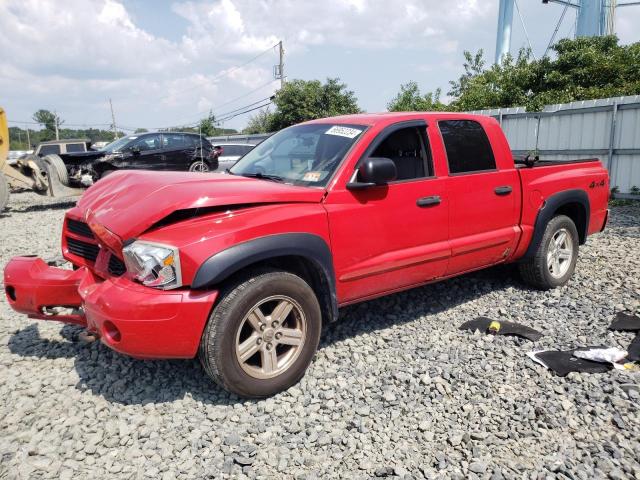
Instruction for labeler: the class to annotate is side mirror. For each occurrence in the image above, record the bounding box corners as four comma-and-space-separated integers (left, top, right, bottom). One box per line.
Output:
347, 157, 397, 190
130, 146, 141, 155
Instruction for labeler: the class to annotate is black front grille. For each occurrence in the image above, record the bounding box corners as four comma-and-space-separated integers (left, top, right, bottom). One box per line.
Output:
67, 219, 94, 239
108, 255, 126, 276
66, 236, 100, 262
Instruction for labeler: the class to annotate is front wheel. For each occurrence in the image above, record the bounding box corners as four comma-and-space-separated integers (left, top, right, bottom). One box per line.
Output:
519, 214, 579, 290
199, 269, 322, 398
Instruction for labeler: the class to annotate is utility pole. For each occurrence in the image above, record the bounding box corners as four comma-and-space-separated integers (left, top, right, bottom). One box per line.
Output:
54, 110, 60, 140
274, 40, 285, 89
495, 0, 515, 64
543, 0, 637, 38
26, 125, 30, 149
109, 98, 119, 139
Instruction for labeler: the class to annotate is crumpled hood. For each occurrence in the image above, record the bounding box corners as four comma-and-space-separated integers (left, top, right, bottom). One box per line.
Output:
59, 150, 108, 164
77, 170, 325, 240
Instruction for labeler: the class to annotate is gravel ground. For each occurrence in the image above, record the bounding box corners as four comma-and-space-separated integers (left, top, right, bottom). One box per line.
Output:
1, 191, 639, 480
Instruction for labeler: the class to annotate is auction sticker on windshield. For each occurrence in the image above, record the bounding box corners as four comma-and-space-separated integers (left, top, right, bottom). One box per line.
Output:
302, 171, 323, 182
325, 126, 362, 138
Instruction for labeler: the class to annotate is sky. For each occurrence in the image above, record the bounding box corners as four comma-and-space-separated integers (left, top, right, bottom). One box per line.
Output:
1, 0, 640, 133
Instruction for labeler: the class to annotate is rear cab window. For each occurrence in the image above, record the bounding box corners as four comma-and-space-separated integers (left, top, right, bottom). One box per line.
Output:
39, 144, 61, 155
65, 143, 86, 153
438, 120, 496, 175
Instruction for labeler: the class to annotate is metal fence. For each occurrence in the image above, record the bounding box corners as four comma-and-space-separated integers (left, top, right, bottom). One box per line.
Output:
209, 96, 640, 195
470, 95, 640, 195
207, 133, 271, 145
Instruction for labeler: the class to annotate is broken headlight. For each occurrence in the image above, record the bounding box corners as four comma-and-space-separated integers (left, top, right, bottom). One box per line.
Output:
122, 241, 182, 289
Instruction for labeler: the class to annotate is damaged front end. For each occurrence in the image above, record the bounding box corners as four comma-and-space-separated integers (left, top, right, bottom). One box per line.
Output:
3, 210, 218, 359
64, 152, 119, 187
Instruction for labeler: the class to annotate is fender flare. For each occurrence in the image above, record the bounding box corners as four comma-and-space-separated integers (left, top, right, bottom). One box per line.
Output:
191, 233, 338, 320
522, 189, 590, 260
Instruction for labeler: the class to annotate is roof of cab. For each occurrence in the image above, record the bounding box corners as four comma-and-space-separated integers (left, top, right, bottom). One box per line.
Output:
304, 111, 491, 127
39, 138, 90, 145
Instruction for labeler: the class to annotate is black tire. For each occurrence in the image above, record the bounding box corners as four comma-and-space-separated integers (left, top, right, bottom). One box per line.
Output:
0, 172, 9, 212
42, 154, 69, 185
519, 215, 579, 290
189, 159, 214, 172
31, 157, 51, 195
199, 269, 322, 398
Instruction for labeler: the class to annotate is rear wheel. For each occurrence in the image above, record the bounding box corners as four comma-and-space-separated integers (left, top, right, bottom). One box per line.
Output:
199, 269, 322, 398
0, 172, 9, 212
189, 160, 210, 172
519, 215, 579, 290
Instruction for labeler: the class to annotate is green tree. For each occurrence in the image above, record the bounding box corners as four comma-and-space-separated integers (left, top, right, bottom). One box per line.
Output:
243, 107, 274, 134
134, 128, 148, 134
198, 111, 217, 136
32, 109, 63, 140
389, 36, 640, 113
268, 78, 360, 131
387, 82, 447, 112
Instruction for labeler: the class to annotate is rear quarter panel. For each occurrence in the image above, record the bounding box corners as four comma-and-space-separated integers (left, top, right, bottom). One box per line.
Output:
514, 160, 609, 258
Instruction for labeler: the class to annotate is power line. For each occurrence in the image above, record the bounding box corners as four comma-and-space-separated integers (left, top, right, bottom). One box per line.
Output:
514, 0, 537, 60
216, 101, 273, 123
9, 88, 276, 133
212, 79, 278, 112
164, 80, 278, 128
8, 119, 114, 127
544, 1, 571, 57
215, 96, 274, 118
156, 42, 279, 102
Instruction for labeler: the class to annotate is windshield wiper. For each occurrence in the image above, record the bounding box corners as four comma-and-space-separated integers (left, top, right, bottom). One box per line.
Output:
240, 172, 284, 182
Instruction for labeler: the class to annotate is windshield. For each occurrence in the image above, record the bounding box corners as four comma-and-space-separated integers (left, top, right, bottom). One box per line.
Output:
229, 123, 366, 186
100, 135, 137, 153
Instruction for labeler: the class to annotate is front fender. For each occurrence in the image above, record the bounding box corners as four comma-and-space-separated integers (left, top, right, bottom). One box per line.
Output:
191, 233, 337, 319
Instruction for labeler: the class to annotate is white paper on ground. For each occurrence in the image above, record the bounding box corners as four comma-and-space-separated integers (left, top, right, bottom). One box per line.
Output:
573, 347, 628, 369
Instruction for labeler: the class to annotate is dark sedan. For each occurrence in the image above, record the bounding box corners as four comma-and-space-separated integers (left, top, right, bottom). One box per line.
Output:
55, 132, 218, 186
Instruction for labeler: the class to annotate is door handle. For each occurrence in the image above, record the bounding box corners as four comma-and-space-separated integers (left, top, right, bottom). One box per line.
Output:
494, 185, 513, 196
417, 195, 441, 207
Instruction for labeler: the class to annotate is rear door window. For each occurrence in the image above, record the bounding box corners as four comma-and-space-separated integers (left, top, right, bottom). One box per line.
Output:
439, 120, 496, 174
162, 134, 187, 150
65, 143, 85, 153
39, 144, 61, 155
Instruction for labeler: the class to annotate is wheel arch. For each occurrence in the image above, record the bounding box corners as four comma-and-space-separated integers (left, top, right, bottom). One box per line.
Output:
192, 233, 338, 323
522, 189, 590, 260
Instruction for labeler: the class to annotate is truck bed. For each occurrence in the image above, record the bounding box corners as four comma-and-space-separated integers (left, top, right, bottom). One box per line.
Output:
512, 157, 610, 261
515, 157, 601, 168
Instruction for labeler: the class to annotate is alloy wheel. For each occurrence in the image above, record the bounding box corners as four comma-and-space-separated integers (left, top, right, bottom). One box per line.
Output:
189, 161, 210, 172
234, 295, 306, 379
547, 228, 573, 279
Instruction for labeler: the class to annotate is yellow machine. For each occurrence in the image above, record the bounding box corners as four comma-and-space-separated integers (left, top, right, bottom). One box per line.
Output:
0, 107, 83, 212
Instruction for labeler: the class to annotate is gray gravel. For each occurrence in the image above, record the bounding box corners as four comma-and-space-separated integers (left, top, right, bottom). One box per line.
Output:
1, 191, 639, 479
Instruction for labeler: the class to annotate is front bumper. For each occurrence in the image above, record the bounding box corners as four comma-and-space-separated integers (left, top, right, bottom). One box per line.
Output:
4, 257, 218, 359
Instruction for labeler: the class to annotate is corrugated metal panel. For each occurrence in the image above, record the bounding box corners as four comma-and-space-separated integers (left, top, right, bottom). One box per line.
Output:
470, 96, 640, 193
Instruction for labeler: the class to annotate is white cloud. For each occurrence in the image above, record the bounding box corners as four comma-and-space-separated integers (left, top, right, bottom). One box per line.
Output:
173, 0, 490, 55
5, 0, 636, 130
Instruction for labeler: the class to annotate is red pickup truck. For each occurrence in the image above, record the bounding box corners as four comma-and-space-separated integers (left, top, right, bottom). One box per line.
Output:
3, 113, 609, 397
